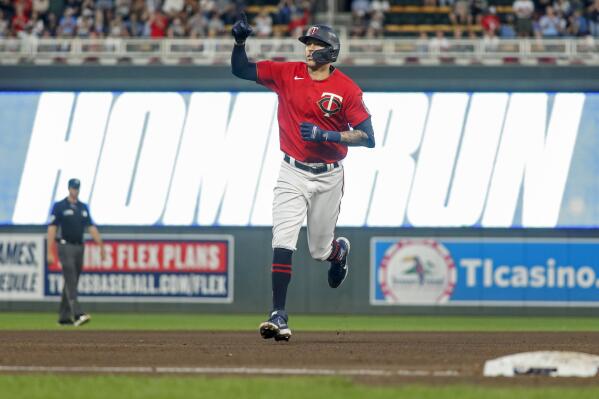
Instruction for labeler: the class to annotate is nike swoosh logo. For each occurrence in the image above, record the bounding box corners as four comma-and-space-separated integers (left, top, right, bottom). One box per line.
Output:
294, 76, 304, 80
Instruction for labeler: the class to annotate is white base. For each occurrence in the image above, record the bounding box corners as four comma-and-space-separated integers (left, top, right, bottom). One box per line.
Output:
484, 351, 599, 377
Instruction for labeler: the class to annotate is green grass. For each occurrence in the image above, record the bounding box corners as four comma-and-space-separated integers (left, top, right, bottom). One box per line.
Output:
1, 312, 599, 331
0, 375, 598, 399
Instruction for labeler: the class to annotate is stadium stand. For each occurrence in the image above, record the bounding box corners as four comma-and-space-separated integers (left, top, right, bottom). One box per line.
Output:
0, 0, 598, 65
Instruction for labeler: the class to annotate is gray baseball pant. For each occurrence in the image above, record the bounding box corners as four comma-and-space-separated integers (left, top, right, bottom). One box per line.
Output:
57, 243, 85, 321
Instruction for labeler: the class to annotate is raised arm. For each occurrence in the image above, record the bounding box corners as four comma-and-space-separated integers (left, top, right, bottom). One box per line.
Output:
231, 12, 257, 81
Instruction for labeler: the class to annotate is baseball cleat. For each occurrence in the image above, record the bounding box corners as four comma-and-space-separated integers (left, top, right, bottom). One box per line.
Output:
328, 237, 350, 288
259, 310, 292, 341
74, 313, 91, 327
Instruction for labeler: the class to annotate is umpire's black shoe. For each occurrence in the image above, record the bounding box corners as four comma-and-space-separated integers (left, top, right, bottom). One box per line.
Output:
328, 237, 350, 288
57, 319, 74, 326
259, 310, 292, 341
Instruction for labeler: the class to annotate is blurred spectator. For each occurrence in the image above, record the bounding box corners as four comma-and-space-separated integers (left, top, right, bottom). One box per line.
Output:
187, 9, 207, 37
351, 0, 369, 18
287, 9, 308, 38
429, 30, 449, 52
221, 4, 237, 25
12, 3, 29, 34
32, 12, 45, 36
553, 0, 571, 16
481, 6, 500, 35
535, 0, 551, 14
207, 12, 224, 37
567, 8, 589, 36
58, 7, 77, 37
254, 8, 272, 37
163, 0, 184, 17
76, 8, 93, 37
499, 13, 517, 37
116, 0, 132, 17
96, 0, 114, 11
93, 9, 105, 36
126, 11, 145, 36
470, 0, 487, 25
423, 0, 436, 6
370, 0, 389, 13
0, 0, 12, 17
512, 0, 534, 37
109, 14, 127, 36
167, 16, 185, 36
590, 0, 599, 36
538, 5, 565, 37
275, 0, 292, 24
483, 29, 499, 50
81, 0, 94, 17
449, 0, 472, 26
149, 10, 168, 37
366, 10, 384, 38
131, 0, 145, 15
416, 31, 428, 53
44, 11, 58, 35
350, 10, 367, 37
0, 10, 8, 37
33, 0, 49, 17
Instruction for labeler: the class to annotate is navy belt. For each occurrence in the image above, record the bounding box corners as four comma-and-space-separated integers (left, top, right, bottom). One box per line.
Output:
284, 155, 340, 174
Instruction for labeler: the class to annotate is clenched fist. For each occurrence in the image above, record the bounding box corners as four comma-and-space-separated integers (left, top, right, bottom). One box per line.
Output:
232, 12, 253, 45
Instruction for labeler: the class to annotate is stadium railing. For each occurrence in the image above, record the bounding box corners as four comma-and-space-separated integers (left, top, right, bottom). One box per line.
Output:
0, 37, 597, 65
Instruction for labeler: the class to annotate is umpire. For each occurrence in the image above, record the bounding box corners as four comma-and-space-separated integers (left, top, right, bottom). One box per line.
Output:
46, 178, 105, 326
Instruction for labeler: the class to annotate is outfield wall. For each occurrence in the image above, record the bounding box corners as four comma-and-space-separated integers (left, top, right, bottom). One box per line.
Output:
1, 65, 598, 315
2, 226, 599, 316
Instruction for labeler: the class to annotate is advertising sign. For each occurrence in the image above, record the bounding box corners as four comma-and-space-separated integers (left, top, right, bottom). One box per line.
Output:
371, 238, 599, 306
1, 91, 597, 228
0, 233, 44, 300
46, 234, 234, 302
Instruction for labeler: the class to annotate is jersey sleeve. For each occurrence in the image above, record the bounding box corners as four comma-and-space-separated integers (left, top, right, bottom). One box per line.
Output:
256, 60, 287, 93
83, 204, 94, 227
343, 88, 371, 128
49, 203, 61, 226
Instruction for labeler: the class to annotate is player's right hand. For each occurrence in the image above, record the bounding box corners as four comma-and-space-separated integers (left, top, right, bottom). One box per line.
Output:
47, 252, 55, 265
232, 12, 253, 44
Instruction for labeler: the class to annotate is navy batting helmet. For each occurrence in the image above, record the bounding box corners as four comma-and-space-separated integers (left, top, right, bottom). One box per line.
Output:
298, 25, 340, 64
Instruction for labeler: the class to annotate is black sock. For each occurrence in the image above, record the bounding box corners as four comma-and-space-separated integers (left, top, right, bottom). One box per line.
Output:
271, 248, 293, 311
326, 240, 340, 262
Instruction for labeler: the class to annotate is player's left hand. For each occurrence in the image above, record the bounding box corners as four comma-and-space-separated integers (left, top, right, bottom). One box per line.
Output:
300, 122, 326, 142
300, 122, 341, 143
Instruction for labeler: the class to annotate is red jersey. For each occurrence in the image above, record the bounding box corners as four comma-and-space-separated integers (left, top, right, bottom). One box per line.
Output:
256, 61, 370, 163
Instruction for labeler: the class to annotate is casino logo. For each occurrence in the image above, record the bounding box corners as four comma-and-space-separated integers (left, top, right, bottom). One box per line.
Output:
318, 92, 343, 117
378, 240, 456, 304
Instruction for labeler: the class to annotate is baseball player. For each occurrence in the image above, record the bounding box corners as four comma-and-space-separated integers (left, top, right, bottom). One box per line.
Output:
231, 14, 375, 341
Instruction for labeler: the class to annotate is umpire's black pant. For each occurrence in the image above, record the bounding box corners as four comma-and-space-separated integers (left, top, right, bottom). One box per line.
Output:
57, 242, 85, 321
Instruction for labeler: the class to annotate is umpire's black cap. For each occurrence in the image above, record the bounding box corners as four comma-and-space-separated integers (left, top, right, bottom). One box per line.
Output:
68, 178, 81, 189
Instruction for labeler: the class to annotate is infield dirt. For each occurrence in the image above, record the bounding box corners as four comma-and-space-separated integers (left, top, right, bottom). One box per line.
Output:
1, 331, 599, 385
